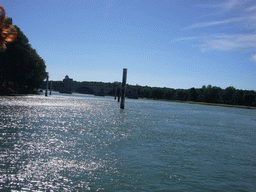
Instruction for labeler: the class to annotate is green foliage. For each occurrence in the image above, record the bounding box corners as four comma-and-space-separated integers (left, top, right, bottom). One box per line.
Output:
188, 87, 197, 101
49, 79, 256, 107
135, 84, 255, 107
242, 91, 256, 106
139, 86, 152, 98
201, 85, 222, 103
163, 89, 176, 100
4, 17, 12, 26
0, 25, 47, 95
151, 88, 164, 99
221, 86, 236, 104
175, 89, 188, 101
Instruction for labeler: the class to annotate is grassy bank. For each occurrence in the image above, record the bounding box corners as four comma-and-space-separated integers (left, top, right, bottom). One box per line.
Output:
143, 98, 256, 109
182, 101, 256, 109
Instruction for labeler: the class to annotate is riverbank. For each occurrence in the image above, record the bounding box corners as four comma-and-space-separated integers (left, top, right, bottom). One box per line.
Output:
142, 98, 256, 109
183, 101, 256, 109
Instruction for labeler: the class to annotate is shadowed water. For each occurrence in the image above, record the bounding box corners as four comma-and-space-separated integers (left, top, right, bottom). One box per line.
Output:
0, 92, 255, 191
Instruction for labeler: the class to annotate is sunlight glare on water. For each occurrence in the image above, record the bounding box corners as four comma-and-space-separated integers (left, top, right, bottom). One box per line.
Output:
0, 92, 255, 191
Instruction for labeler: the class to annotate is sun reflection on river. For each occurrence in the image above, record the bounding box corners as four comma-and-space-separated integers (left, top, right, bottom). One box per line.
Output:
0, 93, 255, 191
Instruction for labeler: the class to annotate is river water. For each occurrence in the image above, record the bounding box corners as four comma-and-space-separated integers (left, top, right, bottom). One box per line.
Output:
0, 92, 255, 191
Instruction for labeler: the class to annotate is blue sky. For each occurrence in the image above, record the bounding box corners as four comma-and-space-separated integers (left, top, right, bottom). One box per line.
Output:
2, 0, 256, 90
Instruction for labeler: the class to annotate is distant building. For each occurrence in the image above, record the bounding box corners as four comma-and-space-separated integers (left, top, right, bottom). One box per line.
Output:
60, 75, 73, 94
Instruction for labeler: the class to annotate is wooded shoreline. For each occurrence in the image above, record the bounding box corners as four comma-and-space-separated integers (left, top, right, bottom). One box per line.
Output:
146, 98, 256, 109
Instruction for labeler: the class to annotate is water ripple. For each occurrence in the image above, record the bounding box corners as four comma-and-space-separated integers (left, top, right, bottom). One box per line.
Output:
0, 94, 255, 191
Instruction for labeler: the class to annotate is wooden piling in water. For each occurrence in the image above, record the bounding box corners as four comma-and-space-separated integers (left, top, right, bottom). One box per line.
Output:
114, 86, 117, 100
50, 81, 52, 95
45, 75, 49, 96
117, 87, 120, 102
120, 68, 127, 109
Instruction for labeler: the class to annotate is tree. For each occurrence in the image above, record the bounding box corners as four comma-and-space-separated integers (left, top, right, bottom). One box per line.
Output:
0, 25, 47, 95
140, 86, 152, 98
188, 87, 197, 101
151, 88, 164, 99
203, 85, 222, 103
175, 89, 188, 101
163, 88, 176, 100
197, 85, 206, 102
242, 91, 256, 106
221, 86, 236, 104
232, 89, 244, 105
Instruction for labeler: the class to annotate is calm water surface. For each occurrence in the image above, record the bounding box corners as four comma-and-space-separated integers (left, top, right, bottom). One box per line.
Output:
0, 92, 255, 191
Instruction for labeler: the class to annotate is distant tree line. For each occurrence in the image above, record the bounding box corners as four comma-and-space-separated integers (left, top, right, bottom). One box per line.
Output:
47, 80, 256, 107
136, 84, 256, 107
0, 19, 47, 95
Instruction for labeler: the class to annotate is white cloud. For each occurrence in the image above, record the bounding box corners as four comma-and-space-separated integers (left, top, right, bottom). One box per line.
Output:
187, 0, 256, 29
177, 33, 256, 51
223, 0, 241, 10
196, 0, 244, 11
202, 39, 237, 51
181, 0, 256, 52
246, 5, 256, 12
185, 17, 245, 29
171, 36, 199, 42
252, 54, 256, 61
203, 33, 256, 51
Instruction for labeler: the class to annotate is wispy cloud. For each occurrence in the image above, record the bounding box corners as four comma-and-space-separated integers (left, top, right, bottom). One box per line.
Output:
246, 5, 256, 12
185, 17, 245, 29
201, 33, 256, 51
171, 36, 199, 42
252, 54, 256, 62
176, 33, 256, 51
222, 0, 242, 11
181, 0, 256, 53
186, 0, 256, 29
195, 0, 243, 11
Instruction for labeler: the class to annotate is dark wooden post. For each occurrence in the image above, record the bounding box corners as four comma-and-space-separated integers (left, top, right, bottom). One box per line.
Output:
114, 86, 117, 100
45, 75, 49, 96
117, 87, 120, 102
50, 81, 52, 95
120, 68, 127, 109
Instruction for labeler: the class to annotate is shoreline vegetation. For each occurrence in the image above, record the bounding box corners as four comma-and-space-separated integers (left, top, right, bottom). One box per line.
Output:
184, 101, 256, 109
145, 98, 256, 109
46, 81, 256, 109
